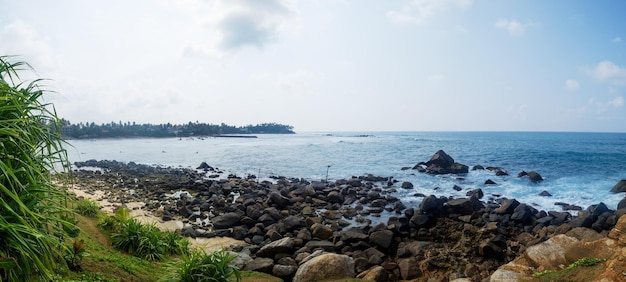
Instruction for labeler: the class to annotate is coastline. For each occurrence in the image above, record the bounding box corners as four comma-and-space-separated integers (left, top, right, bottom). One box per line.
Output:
61, 158, 626, 281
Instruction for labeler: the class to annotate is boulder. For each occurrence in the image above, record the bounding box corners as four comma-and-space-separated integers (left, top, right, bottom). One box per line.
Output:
524, 234, 579, 270
267, 191, 291, 208
196, 162, 213, 170
293, 253, 355, 282
397, 257, 422, 280
244, 257, 274, 273
420, 195, 444, 214
256, 237, 295, 258
212, 212, 242, 229
496, 199, 520, 214
426, 150, 455, 168
526, 171, 543, 183
401, 181, 413, 189
369, 230, 393, 249
610, 180, 626, 193
311, 223, 333, 240
422, 150, 469, 174
356, 266, 388, 282
272, 264, 297, 278
485, 179, 497, 185
446, 198, 475, 215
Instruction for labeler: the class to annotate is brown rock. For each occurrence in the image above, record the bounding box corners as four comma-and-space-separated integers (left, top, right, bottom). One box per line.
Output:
293, 253, 355, 282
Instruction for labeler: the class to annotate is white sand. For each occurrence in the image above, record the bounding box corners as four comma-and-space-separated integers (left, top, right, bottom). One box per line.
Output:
67, 184, 246, 252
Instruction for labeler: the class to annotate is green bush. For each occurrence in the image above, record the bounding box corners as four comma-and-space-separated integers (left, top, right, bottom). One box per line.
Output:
164, 249, 241, 282
75, 199, 100, 217
107, 214, 189, 261
0, 55, 76, 280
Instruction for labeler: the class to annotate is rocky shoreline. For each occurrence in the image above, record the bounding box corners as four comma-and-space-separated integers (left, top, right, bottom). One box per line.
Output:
65, 151, 626, 282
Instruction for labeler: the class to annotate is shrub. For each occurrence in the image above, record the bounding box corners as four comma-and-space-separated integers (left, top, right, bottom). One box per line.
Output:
75, 199, 100, 217
0, 55, 76, 280
164, 249, 242, 282
108, 215, 189, 261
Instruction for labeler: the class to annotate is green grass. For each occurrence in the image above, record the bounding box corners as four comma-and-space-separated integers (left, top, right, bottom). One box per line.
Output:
75, 199, 101, 218
530, 257, 607, 281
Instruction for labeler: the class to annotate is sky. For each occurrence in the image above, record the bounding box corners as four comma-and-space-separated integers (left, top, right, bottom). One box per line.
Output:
1, 0, 625, 132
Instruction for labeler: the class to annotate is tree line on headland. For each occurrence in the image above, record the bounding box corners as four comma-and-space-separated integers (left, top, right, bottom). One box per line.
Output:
59, 119, 295, 139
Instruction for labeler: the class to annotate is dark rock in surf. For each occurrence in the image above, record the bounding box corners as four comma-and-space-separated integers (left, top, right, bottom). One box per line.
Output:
420, 150, 469, 175
484, 179, 497, 185
196, 162, 213, 170
527, 171, 544, 183
401, 182, 413, 189
472, 165, 485, 170
538, 190, 552, 197
610, 180, 626, 193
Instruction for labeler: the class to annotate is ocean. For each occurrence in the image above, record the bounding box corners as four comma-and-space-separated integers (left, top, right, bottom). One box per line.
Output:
66, 131, 626, 213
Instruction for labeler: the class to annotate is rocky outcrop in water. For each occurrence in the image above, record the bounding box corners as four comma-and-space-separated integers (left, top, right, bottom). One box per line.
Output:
413, 150, 469, 174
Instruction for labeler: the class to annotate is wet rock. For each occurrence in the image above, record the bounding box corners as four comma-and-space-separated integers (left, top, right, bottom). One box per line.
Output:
610, 179, 626, 193
422, 150, 469, 174
401, 182, 413, 189
293, 253, 355, 282
538, 190, 552, 197
472, 165, 484, 170
526, 171, 543, 183
466, 188, 484, 199
484, 179, 497, 185
196, 162, 213, 170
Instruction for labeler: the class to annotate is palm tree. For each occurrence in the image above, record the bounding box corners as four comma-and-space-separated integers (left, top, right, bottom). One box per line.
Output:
0, 56, 75, 281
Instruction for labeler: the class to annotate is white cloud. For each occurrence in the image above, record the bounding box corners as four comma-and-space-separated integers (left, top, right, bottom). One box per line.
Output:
586, 60, 626, 83
0, 20, 58, 74
173, 0, 296, 59
252, 70, 317, 97
565, 79, 580, 91
386, 0, 472, 25
494, 19, 536, 36
609, 96, 624, 107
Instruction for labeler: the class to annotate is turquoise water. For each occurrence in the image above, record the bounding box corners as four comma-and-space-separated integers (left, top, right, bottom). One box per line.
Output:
67, 132, 626, 212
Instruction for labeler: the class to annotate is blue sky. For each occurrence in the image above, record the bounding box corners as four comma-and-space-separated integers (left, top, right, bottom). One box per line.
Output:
1, 0, 625, 132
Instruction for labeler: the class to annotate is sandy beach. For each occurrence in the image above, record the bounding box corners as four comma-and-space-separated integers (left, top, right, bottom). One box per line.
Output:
68, 184, 246, 253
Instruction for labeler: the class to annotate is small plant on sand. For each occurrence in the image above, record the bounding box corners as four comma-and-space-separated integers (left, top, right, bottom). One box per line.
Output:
566, 257, 606, 269
532, 269, 554, 278
162, 230, 190, 256
163, 249, 241, 282
75, 199, 100, 217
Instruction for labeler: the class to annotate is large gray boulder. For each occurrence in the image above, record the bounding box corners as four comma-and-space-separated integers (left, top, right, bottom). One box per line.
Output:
293, 253, 355, 282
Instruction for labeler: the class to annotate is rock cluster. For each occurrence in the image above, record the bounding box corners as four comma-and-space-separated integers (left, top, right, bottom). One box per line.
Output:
70, 158, 623, 281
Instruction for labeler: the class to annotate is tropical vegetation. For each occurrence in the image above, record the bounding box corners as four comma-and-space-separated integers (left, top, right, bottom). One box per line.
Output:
0, 55, 76, 280
59, 120, 295, 139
